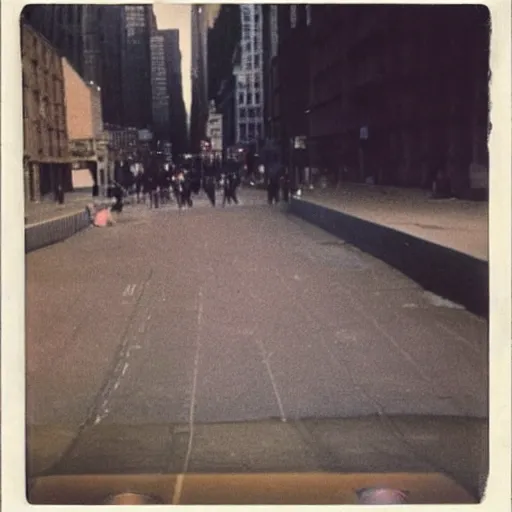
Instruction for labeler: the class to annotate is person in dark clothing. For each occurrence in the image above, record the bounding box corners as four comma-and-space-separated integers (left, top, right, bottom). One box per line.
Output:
222, 161, 240, 206
181, 170, 193, 207
56, 184, 65, 205
267, 156, 282, 205
111, 184, 124, 213
135, 172, 143, 203
171, 170, 183, 208
158, 169, 170, 204
280, 168, 290, 202
203, 162, 216, 207
145, 173, 158, 208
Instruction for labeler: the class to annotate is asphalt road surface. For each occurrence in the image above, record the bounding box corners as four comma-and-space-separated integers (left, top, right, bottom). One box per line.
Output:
26, 188, 488, 496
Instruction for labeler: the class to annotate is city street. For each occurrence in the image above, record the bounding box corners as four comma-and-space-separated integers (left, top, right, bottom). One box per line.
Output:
26, 189, 488, 497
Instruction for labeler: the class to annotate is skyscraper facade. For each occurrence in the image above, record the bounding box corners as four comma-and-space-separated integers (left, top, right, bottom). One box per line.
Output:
150, 33, 170, 140
99, 6, 125, 126
234, 4, 264, 145
21, 5, 87, 77
82, 6, 103, 85
162, 29, 189, 155
190, 4, 209, 152
121, 5, 153, 129
306, 5, 489, 196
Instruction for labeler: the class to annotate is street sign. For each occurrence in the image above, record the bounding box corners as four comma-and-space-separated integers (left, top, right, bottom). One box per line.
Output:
207, 113, 223, 152
294, 136, 307, 149
138, 129, 153, 142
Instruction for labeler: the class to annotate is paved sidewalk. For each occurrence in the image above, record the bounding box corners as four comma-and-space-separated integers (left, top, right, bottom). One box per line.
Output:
25, 192, 106, 226
300, 184, 488, 261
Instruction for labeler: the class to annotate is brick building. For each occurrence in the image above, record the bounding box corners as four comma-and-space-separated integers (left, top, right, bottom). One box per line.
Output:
121, 5, 153, 129
21, 22, 70, 202
307, 5, 490, 197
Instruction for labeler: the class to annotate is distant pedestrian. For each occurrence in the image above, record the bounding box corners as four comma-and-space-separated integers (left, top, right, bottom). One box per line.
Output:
222, 161, 240, 207
111, 184, 124, 213
203, 163, 216, 207
171, 171, 183, 208
281, 168, 290, 202
181, 170, 193, 208
56, 184, 65, 205
267, 155, 282, 205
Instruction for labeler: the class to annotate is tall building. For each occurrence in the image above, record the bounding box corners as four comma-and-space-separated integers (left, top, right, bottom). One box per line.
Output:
21, 5, 130, 128
217, 46, 240, 153
21, 23, 71, 201
150, 33, 170, 140
121, 5, 153, 129
262, 5, 279, 144
82, 6, 103, 85
306, 5, 489, 197
234, 4, 264, 146
207, 5, 241, 155
99, 6, 125, 126
21, 5, 87, 77
269, 4, 311, 185
190, 4, 209, 152
162, 29, 189, 156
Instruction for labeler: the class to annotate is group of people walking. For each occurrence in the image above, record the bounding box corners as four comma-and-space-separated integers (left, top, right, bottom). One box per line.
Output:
112, 157, 243, 211
109, 150, 294, 215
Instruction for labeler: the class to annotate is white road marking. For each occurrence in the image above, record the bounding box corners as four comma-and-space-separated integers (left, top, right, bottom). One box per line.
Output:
122, 284, 137, 297
256, 339, 286, 423
173, 287, 204, 505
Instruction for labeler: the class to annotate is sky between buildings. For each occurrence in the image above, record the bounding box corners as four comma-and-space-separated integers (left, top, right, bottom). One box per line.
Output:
154, 3, 220, 120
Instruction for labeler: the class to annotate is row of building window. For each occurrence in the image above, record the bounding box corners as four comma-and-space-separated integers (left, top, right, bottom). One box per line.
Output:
239, 106, 262, 119
290, 5, 312, 28
238, 91, 261, 105
243, 54, 262, 70
238, 122, 262, 141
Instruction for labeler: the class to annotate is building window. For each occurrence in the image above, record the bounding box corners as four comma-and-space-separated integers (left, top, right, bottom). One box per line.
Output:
248, 107, 255, 118
254, 55, 260, 67
239, 108, 247, 119
247, 92, 252, 104
239, 93, 244, 104
290, 5, 297, 28
239, 123, 247, 140
306, 5, 312, 25
255, 92, 261, 105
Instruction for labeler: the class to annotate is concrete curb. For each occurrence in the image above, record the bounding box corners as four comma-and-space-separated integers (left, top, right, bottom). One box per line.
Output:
289, 198, 488, 318
25, 208, 92, 253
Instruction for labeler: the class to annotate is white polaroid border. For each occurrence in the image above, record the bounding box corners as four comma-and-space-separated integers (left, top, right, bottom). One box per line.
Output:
2, 0, 510, 511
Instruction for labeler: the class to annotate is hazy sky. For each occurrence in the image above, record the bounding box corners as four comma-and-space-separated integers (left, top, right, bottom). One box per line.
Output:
154, 4, 219, 119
